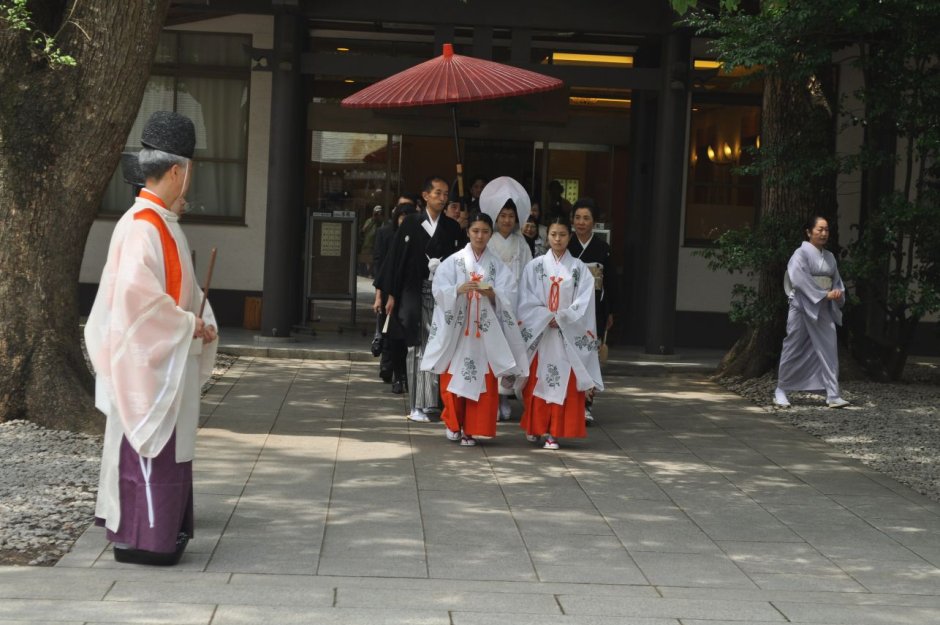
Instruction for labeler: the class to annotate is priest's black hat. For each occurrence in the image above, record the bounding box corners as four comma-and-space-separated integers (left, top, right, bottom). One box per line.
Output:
120, 151, 144, 188
140, 111, 195, 158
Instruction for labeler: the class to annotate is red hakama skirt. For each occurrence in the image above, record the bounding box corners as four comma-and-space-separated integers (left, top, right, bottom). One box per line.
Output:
440, 367, 499, 437
520, 354, 587, 439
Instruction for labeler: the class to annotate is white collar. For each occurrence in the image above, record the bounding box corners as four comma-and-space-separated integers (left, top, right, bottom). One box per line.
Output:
137, 189, 179, 222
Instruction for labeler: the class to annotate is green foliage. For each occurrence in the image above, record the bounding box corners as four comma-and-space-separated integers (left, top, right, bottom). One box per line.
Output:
841, 1, 940, 375
676, 0, 940, 376
844, 193, 940, 323
1, 0, 28, 30
670, 0, 742, 15
0, 0, 77, 67
695, 212, 804, 326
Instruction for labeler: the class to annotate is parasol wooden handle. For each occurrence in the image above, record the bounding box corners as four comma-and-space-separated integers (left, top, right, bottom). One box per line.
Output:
198, 248, 217, 319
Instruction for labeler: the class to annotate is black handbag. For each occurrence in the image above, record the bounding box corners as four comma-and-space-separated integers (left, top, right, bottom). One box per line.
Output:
371, 313, 385, 357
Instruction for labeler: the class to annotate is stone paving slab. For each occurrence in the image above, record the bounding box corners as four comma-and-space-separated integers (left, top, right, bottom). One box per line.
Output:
556, 595, 786, 620
1, 356, 938, 623
211, 606, 448, 625
0, 599, 215, 624
0, 621, 84, 625
451, 617, 678, 625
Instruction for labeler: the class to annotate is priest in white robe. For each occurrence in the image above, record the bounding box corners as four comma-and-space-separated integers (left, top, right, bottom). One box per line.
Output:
85, 111, 218, 565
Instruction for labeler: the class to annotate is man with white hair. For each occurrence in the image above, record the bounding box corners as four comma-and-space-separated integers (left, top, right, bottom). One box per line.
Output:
85, 111, 218, 565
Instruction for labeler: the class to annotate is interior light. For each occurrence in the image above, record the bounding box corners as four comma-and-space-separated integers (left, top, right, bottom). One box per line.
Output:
344, 79, 355, 83
552, 52, 634, 67
336, 47, 350, 52
707, 146, 716, 162
723, 143, 732, 158
568, 96, 631, 108
694, 59, 721, 70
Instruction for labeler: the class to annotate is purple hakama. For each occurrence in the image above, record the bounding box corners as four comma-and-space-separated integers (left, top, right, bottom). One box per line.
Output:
95, 432, 193, 553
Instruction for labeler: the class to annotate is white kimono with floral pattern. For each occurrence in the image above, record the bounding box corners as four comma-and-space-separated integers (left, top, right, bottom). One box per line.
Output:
518, 250, 604, 405
421, 245, 529, 401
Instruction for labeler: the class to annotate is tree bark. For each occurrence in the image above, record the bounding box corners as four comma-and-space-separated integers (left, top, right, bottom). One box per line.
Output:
716, 72, 836, 379
0, 1, 170, 432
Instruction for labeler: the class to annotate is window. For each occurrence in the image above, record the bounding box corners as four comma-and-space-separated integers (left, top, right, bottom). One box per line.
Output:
306, 130, 402, 224
100, 31, 251, 223
684, 99, 761, 245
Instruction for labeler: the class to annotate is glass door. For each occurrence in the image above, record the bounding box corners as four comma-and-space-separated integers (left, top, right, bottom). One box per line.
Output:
532, 142, 613, 227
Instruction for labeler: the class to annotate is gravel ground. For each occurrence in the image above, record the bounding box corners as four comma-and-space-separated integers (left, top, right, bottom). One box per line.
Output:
0, 353, 236, 566
2, 353, 937, 566
719, 359, 940, 501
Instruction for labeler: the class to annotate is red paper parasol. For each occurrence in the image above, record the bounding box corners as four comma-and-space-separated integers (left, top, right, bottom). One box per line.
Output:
342, 43, 563, 196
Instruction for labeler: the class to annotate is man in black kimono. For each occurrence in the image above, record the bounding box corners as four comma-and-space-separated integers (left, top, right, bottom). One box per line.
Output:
372, 197, 416, 390
381, 176, 464, 422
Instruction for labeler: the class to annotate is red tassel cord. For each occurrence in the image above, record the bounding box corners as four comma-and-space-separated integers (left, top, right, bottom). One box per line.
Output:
548, 276, 563, 313
465, 272, 484, 338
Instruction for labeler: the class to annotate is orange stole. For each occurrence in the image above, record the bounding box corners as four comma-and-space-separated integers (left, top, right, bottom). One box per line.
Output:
134, 208, 182, 304
440, 367, 499, 438
520, 353, 587, 439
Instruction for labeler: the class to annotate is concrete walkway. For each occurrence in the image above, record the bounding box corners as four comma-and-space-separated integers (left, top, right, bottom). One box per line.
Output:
4, 354, 940, 624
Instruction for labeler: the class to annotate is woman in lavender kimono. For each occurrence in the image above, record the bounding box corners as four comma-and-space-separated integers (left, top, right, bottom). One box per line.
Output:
421, 213, 529, 447
774, 216, 849, 408
517, 216, 604, 449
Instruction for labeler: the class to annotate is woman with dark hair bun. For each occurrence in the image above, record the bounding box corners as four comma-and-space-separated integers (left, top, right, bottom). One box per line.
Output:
421, 211, 529, 447
774, 216, 848, 408
517, 216, 603, 450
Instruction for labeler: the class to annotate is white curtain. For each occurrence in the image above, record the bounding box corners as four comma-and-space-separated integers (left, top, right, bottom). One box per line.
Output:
100, 33, 250, 219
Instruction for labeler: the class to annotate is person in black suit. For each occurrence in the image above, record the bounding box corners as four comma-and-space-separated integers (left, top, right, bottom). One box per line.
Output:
379, 176, 464, 422
372, 198, 417, 390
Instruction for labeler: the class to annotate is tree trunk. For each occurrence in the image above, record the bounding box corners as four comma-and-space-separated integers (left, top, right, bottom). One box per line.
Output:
0, 1, 170, 432
716, 72, 836, 379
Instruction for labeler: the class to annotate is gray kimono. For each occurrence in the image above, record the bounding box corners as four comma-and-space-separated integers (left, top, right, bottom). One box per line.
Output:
777, 241, 846, 399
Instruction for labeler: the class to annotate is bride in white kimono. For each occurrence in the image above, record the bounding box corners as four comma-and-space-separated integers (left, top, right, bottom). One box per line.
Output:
421, 212, 529, 446
775, 216, 849, 408
479, 176, 533, 420
518, 217, 603, 449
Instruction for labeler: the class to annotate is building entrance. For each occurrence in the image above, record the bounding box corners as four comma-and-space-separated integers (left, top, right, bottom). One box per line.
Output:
303, 128, 628, 335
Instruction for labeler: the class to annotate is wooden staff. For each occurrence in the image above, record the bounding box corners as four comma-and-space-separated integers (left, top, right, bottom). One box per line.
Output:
198, 247, 217, 319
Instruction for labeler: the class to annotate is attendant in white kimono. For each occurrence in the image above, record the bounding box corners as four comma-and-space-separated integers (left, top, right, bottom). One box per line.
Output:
421, 213, 529, 446
518, 217, 604, 449
85, 111, 218, 565
774, 216, 849, 408
479, 176, 533, 421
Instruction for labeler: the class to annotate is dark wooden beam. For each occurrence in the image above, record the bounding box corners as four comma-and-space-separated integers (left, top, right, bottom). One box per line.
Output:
170, 0, 677, 35
305, 0, 675, 35
302, 51, 661, 90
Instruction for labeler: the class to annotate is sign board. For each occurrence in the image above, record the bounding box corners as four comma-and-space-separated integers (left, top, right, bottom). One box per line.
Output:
593, 228, 611, 244
306, 214, 357, 302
